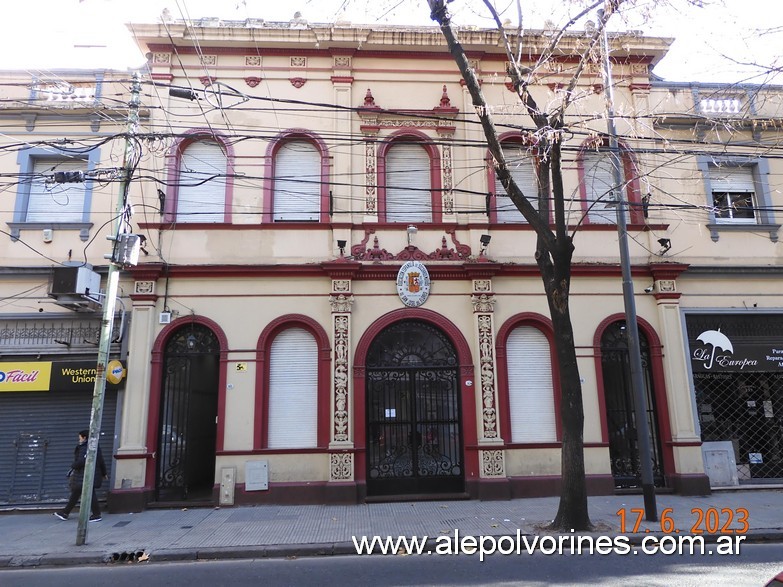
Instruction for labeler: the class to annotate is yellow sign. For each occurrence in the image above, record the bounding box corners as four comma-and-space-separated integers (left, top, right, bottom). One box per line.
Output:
106, 360, 127, 385
0, 362, 52, 392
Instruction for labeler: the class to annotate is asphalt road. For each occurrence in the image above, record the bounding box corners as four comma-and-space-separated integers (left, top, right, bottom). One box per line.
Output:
1, 543, 782, 586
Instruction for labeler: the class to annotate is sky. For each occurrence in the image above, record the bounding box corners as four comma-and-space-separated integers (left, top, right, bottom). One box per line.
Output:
2, 0, 781, 84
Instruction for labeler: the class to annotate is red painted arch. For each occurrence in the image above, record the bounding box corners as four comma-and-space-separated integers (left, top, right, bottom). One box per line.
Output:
592, 313, 675, 482
495, 312, 562, 444
254, 314, 332, 449
144, 315, 229, 489
352, 308, 477, 485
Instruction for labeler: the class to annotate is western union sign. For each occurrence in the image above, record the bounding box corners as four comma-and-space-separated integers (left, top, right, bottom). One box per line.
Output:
0, 360, 126, 392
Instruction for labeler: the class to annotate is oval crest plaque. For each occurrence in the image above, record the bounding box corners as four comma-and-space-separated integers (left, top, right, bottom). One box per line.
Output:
396, 261, 431, 307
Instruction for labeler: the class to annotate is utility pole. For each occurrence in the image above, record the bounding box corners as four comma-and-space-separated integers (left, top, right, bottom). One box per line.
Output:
598, 10, 658, 522
76, 73, 141, 545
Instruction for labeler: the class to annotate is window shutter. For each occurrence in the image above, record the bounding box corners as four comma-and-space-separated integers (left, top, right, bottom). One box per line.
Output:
27, 159, 87, 222
268, 328, 318, 448
177, 140, 227, 223
583, 151, 626, 224
385, 143, 432, 223
506, 326, 557, 443
274, 141, 321, 221
495, 146, 538, 223
710, 166, 754, 193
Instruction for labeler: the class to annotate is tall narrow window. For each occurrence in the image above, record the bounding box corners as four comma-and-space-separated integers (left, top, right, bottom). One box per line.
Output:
495, 145, 539, 223
267, 328, 318, 448
506, 326, 557, 443
273, 140, 321, 221
176, 139, 227, 222
385, 142, 432, 223
26, 158, 88, 222
709, 166, 756, 223
582, 150, 627, 224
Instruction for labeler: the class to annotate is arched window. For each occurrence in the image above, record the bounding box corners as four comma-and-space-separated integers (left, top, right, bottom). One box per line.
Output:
267, 327, 318, 448
492, 143, 540, 224
378, 133, 441, 223
273, 140, 321, 221
175, 139, 228, 223
506, 325, 557, 442
577, 142, 642, 225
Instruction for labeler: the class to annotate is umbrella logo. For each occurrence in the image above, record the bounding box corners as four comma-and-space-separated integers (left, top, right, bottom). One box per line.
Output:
695, 328, 734, 369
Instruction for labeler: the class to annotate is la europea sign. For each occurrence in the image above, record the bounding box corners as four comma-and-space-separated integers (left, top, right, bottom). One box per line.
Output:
396, 261, 431, 308
690, 329, 783, 373
0, 360, 126, 392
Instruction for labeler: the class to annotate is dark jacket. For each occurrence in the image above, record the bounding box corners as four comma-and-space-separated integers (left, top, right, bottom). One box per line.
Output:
69, 440, 108, 490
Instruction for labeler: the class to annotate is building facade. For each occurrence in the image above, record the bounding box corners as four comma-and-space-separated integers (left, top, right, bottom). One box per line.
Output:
1, 17, 781, 511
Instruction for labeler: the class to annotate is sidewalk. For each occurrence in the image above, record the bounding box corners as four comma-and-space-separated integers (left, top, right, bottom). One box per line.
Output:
1, 488, 781, 568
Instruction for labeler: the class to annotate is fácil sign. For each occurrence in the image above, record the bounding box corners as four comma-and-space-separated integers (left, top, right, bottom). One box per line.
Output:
0, 360, 126, 392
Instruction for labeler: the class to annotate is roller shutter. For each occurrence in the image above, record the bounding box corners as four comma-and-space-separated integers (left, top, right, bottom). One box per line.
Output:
177, 140, 227, 222
386, 143, 432, 223
27, 158, 87, 222
506, 326, 557, 443
273, 140, 321, 221
495, 146, 538, 223
267, 328, 318, 448
0, 390, 118, 505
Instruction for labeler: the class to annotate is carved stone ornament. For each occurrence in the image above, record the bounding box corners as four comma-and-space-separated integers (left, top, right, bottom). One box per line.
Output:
472, 293, 495, 314
200, 55, 217, 66
290, 77, 307, 89
330, 452, 353, 481
290, 56, 307, 68
330, 294, 355, 314
244, 76, 262, 88
134, 281, 155, 295
245, 56, 261, 67
658, 279, 676, 293
477, 314, 499, 439
473, 279, 492, 294
332, 315, 350, 442
332, 279, 351, 294
481, 449, 506, 477
152, 52, 171, 65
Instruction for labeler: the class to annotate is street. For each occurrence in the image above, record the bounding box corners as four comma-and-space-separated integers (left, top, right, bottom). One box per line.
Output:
1, 543, 782, 586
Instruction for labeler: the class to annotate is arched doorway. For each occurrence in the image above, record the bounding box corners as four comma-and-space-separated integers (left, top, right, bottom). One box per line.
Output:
600, 321, 665, 488
365, 320, 464, 496
156, 323, 220, 501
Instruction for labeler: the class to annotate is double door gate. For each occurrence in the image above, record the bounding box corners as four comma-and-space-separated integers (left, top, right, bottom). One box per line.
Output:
366, 321, 464, 496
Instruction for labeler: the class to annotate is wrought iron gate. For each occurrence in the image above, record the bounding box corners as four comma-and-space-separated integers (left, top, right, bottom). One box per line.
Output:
156, 324, 219, 501
366, 321, 463, 496
601, 321, 665, 488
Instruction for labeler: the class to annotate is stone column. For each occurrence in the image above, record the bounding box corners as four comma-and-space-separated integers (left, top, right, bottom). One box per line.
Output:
472, 278, 505, 478
329, 278, 355, 482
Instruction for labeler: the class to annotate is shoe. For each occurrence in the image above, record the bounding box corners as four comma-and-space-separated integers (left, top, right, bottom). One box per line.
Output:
89, 515, 102, 522
53, 512, 68, 521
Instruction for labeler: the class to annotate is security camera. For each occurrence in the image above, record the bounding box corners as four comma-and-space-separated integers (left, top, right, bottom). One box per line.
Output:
644, 285, 654, 294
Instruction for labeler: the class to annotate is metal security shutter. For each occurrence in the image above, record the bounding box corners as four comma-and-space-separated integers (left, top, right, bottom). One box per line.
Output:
710, 166, 755, 192
386, 143, 432, 223
0, 391, 118, 505
177, 140, 227, 222
582, 151, 627, 224
506, 326, 557, 443
496, 146, 538, 223
273, 140, 321, 221
27, 159, 87, 222
268, 328, 318, 448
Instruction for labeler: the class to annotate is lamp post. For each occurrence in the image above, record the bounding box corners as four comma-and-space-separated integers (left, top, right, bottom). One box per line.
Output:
598, 10, 658, 522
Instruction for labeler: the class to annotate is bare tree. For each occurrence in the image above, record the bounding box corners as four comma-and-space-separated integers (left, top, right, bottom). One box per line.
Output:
427, 0, 633, 531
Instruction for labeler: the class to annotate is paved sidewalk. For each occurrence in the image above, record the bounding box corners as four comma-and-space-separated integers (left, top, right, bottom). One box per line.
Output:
0, 488, 781, 568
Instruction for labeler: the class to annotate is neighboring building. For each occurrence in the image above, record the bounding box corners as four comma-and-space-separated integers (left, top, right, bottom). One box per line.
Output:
1, 17, 780, 511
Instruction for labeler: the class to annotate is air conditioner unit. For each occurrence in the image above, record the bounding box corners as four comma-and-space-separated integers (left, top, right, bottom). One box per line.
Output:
50, 266, 101, 298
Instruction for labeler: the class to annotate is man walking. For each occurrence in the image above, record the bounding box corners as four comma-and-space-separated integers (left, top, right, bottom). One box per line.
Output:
54, 430, 108, 522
